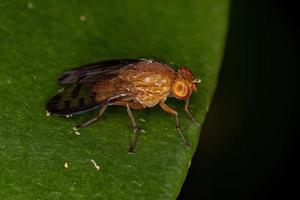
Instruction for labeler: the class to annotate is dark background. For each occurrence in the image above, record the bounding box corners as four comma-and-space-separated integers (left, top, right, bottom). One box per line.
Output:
178, 0, 297, 199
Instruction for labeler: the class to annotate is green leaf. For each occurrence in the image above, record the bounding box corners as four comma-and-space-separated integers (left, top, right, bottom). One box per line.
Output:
0, 0, 229, 199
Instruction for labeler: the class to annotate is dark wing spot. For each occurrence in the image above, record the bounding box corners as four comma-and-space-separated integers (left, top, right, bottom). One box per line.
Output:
72, 84, 81, 98
48, 94, 61, 104
58, 74, 69, 82
64, 100, 71, 110
90, 92, 97, 100
79, 98, 85, 107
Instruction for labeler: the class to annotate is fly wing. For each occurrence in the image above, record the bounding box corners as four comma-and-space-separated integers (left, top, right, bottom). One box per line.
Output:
58, 59, 141, 85
47, 59, 141, 115
46, 82, 100, 115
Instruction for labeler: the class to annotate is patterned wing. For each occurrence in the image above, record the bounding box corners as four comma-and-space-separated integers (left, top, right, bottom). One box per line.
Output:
47, 59, 141, 115
46, 82, 100, 115
58, 59, 141, 84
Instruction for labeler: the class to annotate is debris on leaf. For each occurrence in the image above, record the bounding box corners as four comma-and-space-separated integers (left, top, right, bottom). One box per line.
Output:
90, 159, 100, 171
72, 127, 80, 135
64, 162, 69, 168
139, 118, 146, 122
46, 111, 51, 117
27, 1, 33, 9
75, 131, 80, 136
80, 15, 86, 21
140, 129, 146, 133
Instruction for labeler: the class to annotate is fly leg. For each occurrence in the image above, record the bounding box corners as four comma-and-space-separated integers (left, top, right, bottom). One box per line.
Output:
184, 98, 200, 128
126, 104, 139, 154
159, 101, 191, 149
74, 104, 108, 130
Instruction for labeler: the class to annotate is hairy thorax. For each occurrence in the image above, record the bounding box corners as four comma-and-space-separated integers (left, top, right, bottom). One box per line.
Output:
119, 60, 175, 108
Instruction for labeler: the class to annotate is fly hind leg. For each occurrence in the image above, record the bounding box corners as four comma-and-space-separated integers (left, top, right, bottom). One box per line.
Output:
126, 104, 142, 154
74, 104, 108, 130
159, 101, 191, 149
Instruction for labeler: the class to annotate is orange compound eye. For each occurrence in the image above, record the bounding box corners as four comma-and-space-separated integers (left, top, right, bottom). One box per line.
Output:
172, 80, 189, 100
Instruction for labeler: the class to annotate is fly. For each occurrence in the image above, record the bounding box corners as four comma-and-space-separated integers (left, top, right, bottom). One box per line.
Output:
46, 58, 201, 154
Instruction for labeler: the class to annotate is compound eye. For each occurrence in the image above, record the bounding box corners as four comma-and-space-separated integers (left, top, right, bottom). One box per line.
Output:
172, 80, 189, 100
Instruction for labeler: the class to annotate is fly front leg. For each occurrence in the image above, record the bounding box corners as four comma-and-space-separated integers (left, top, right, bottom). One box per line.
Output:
159, 101, 191, 149
184, 98, 200, 128
74, 104, 108, 130
126, 104, 139, 154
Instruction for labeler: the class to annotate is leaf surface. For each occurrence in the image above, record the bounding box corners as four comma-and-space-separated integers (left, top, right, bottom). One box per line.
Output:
0, 0, 229, 199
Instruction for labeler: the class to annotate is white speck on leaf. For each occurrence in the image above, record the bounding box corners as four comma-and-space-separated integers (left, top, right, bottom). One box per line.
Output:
46, 111, 51, 116
75, 131, 80, 136
139, 118, 146, 122
140, 129, 146, 133
80, 15, 86, 21
90, 159, 100, 171
27, 1, 33, 9
64, 162, 69, 168
72, 127, 80, 135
